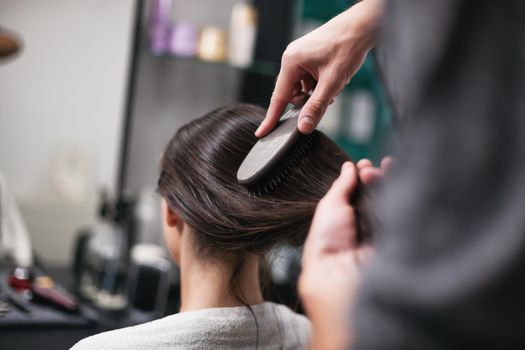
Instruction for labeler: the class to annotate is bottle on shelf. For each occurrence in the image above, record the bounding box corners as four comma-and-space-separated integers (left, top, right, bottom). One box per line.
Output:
149, 0, 174, 55
169, 22, 198, 58
227, 1, 258, 68
198, 26, 227, 62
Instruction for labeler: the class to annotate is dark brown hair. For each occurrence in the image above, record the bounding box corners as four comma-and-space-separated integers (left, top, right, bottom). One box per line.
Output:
157, 104, 372, 291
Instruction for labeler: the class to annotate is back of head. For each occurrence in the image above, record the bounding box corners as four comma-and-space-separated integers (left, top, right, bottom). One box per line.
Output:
157, 104, 367, 259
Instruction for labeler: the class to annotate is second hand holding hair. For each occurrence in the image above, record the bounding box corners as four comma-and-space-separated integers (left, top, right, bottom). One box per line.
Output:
299, 162, 375, 350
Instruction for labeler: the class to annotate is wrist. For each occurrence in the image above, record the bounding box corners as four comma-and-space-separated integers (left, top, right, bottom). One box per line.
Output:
309, 311, 352, 350
302, 292, 354, 350
338, 0, 384, 52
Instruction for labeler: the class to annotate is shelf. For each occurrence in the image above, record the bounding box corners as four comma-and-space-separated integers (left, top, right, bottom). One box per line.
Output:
147, 52, 279, 77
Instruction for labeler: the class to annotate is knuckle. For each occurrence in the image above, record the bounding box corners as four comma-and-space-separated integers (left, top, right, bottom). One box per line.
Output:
307, 99, 326, 116
316, 196, 332, 210
281, 50, 292, 64
270, 92, 286, 105
282, 41, 299, 62
315, 198, 326, 212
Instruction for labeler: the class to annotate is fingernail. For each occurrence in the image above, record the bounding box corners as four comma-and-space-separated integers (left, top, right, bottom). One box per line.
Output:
299, 116, 315, 133
300, 116, 315, 126
342, 161, 353, 172
255, 126, 262, 137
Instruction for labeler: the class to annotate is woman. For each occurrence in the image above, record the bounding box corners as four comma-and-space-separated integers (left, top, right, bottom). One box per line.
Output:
72, 104, 372, 350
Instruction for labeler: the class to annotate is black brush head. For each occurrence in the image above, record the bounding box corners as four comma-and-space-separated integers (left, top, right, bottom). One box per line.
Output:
237, 110, 301, 186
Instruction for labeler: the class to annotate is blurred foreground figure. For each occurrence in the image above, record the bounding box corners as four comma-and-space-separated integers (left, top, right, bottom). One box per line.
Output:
288, 0, 525, 349
354, 1, 525, 349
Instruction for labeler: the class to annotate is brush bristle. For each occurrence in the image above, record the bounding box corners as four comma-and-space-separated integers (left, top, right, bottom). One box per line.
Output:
247, 133, 318, 197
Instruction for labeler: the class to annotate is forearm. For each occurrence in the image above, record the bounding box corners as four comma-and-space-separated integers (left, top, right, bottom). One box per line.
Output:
300, 255, 360, 350
334, 0, 384, 53
308, 306, 352, 350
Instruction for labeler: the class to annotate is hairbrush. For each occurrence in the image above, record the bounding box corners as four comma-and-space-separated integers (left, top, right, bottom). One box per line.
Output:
237, 97, 374, 244
237, 96, 317, 196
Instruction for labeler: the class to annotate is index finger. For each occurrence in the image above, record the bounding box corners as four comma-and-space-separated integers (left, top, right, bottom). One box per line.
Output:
255, 64, 303, 137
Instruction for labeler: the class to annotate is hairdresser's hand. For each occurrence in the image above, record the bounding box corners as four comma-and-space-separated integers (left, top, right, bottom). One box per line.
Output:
299, 162, 375, 350
256, 0, 384, 137
358, 156, 393, 186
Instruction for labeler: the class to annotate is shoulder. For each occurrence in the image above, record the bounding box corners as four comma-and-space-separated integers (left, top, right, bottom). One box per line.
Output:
272, 302, 311, 329
268, 303, 312, 349
70, 313, 191, 350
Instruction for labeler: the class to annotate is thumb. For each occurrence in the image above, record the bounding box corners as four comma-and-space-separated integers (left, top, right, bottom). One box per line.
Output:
298, 75, 339, 134
325, 162, 358, 203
